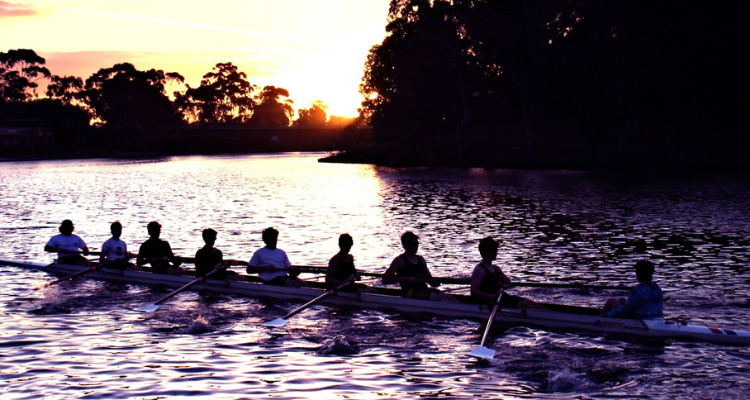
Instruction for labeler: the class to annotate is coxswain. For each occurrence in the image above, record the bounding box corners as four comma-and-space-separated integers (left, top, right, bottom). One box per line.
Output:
382, 231, 458, 302
246, 227, 308, 287
326, 233, 379, 293
44, 219, 90, 266
601, 260, 664, 319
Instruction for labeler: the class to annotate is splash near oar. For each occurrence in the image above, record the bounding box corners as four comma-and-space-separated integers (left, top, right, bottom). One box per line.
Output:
470, 292, 503, 360
20, 259, 110, 296
264, 279, 354, 327
138, 264, 227, 312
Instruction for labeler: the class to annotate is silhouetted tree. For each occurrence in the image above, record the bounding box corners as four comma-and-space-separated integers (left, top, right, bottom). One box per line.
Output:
175, 62, 256, 124
80, 63, 180, 128
360, 0, 466, 142
360, 0, 750, 158
46, 75, 84, 106
295, 100, 328, 126
164, 72, 186, 100
0, 49, 51, 102
249, 85, 294, 126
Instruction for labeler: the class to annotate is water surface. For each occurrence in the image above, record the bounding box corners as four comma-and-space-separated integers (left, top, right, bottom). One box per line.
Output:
1, 153, 749, 399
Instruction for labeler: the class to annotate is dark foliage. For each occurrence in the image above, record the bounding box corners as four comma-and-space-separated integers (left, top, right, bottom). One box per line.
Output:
175, 62, 256, 124
80, 63, 181, 128
249, 85, 294, 126
295, 100, 328, 127
0, 49, 51, 103
360, 0, 750, 158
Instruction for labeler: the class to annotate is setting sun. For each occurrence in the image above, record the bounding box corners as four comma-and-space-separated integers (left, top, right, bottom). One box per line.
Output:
0, 0, 390, 117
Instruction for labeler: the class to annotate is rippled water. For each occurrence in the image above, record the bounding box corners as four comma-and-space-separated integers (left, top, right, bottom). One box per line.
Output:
1, 153, 750, 399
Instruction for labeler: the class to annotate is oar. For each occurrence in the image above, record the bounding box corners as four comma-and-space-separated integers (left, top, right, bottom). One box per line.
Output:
470, 292, 504, 360
21, 264, 98, 296
264, 279, 354, 327
138, 265, 227, 312
295, 266, 628, 290
48, 251, 102, 256
20, 260, 119, 295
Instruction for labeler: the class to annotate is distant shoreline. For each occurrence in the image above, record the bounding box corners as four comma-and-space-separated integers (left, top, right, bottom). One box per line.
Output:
319, 139, 750, 173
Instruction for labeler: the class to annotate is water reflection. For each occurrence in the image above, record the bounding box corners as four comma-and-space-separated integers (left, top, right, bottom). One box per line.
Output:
1, 154, 749, 399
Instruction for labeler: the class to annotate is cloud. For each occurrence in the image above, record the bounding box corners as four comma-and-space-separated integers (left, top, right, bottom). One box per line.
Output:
60, 8, 326, 45
0, 1, 36, 17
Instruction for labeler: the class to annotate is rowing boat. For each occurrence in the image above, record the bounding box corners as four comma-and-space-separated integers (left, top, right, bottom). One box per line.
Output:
4, 258, 750, 345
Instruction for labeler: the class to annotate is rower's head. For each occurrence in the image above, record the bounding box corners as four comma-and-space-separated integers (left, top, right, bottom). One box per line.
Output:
262, 227, 279, 249
634, 260, 655, 282
110, 221, 122, 239
202, 228, 217, 246
59, 220, 74, 236
401, 231, 419, 254
478, 236, 499, 260
339, 233, 353, 253
147, 221, 161, 238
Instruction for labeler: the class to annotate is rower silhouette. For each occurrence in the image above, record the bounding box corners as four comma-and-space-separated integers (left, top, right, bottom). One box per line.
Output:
136, 221, 183, 275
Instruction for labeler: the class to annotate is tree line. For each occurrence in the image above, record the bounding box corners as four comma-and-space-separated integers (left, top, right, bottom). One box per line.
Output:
0, 49, 343, 140
359, 0, 750, 162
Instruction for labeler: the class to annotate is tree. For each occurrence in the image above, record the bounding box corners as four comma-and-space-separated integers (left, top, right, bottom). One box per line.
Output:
164, 72, 186, 100
175, 62, 256, 124
295, 100, 328, 127
0, 49, 51, 102
249, 85, 294, 126
79, 63, 180, 128
361, 0, 750, 158
359, 0, 469, 142
46, 75, 84, 106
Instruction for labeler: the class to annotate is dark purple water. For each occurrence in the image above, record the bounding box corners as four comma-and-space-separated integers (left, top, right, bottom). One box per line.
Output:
1, 154, 749, 399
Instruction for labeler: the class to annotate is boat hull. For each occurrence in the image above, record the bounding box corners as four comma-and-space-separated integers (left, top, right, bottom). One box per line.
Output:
5, 259, 750, 345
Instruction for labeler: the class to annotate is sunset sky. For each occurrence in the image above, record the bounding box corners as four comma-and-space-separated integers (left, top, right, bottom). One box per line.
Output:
0, 0, 391, 117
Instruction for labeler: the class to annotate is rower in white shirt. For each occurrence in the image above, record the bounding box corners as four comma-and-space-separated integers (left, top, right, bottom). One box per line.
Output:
100, 221, 138, 269
246, 227, 308, 288
44, 220, 90, 266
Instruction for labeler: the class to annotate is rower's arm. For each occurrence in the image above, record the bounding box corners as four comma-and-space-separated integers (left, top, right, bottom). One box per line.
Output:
44, 245, 56, 253
136, 245, 147, 266
499, 270, 512, 289
422, 257, 440, 287
246, 253, 278, 273
165, 243, 181, 266
382, 257, 404, 285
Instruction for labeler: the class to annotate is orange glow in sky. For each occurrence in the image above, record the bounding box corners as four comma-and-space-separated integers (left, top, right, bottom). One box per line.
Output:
0, 0, 390, 117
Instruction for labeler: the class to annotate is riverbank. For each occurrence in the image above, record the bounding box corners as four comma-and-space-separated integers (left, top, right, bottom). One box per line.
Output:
319, 136, 750, 172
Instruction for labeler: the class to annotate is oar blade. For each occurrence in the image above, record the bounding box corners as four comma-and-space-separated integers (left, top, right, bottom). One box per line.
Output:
138, 303, 160, 312
263, 318, 288, 327
469, 346, 496, 360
